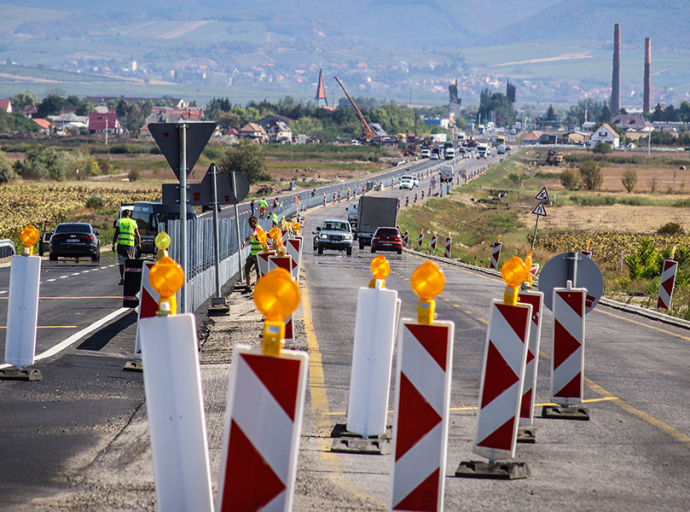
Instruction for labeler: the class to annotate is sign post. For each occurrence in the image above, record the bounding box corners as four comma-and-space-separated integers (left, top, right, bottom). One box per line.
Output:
530, 187, 549, 252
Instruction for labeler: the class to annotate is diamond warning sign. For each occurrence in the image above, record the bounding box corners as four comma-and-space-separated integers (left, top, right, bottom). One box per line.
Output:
531, 203, 547, 216
535, 187, 549, 203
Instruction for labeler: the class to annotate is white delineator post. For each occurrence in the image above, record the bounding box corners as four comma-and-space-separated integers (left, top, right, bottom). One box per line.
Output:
490, 241, 502, 269
134, 262, 159, 360
417, 232, 424, 250
473, 301, 531, 462
657, 259, 678, 310
346, 279, 399, 438
430, 233, 437, 253
390, 320, 454, 512
551, 282, 586, 406
4, 254, 41, 369
216, 345, 308, 512
139, 313, 214, 512
517, 290, 544, 426
444, 237, 452, 259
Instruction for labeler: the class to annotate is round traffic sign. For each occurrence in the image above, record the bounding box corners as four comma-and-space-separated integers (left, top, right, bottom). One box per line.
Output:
538, 252, 604, 313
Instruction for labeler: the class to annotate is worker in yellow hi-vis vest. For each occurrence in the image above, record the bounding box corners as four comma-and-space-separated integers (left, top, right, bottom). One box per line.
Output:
112, 209, 141, 285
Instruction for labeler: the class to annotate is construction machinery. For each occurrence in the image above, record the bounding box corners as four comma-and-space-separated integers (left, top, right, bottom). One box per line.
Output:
334, 76, 376, 141
546, 149, 563, 166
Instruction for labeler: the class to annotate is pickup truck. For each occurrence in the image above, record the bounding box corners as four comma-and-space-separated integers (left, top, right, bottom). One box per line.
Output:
356, 196, 399, 250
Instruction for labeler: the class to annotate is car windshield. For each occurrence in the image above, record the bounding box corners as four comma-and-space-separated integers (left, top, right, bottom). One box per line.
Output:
401, 177, 412, 182
376, 228, 399, 236
322, 222, 349, 231
55, 223, 91, 233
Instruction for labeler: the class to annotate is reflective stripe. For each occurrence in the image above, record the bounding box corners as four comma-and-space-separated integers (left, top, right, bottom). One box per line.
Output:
118, 218, 137, 246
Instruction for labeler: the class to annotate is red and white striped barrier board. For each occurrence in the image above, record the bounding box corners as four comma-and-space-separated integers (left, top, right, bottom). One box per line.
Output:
323, 195, 326, 207
337, 189, 341, 201
517, 291, 544, 426
414, 193, 418, 203
217, 345, 309, 512
4, 255, 41, 369
444, 237, 452, 259
390, 320, 454, 512
286, 238, 303, 284
406, 196, 409, 207
134, 261, 159, 359
489, 241, 502, 269
581, 250, 592, 258
140, 314, 214, 512
551, 285, 586, 406
347, 188, 351, 200
281, 229, 290, 241
430, 234, 437, 253
257, 251, 276, 278
417, 233, 424, 250
403, 232, 409, 247
657, 259, 678, 310
421, 190, 425, 200
473, 302, 531, 462
268, 255, 298, 343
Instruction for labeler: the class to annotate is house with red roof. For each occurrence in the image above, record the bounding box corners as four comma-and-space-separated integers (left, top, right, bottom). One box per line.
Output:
88, 112, 123, 134
33, 118, 52, 133
590, 123, 620, 149
239, 123, 267, 143
0, 99, 11, 113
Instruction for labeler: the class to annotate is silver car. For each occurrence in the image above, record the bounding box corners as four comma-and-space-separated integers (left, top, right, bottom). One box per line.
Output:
313, 219, 353, 255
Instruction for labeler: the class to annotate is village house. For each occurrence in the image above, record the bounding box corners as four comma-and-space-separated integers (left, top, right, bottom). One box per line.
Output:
0, 99, 12, 113
590, 123, 620, 149
239, 122, 267, 143
258, 115, 293, 143
88, 112, 124, 135
33, 118, 52, 134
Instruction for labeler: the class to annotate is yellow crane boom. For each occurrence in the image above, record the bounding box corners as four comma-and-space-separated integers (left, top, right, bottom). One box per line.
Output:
334, 76, 376, 140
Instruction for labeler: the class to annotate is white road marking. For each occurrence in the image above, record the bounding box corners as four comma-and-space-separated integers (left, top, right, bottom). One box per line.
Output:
0, 290, 6, 294
72, 273, 80, 276
47, 279, 56, 282
60, 276, 68, 279
0, 307, 130, 369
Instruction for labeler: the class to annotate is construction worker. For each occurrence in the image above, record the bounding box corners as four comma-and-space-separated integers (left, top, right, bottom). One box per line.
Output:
271, 211, 279, 227
259, 198, 268, 219
250, 199, 256, 217
112, 209, 141, 285
273, 197, 279, 210
240, 216, 264, 287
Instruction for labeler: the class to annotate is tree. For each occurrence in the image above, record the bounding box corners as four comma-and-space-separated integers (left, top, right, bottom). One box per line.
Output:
36, 95, 67, 117
621, 169, 637, 193
219, 142, 270, 184
11, 92, 36, 110
14, 146, 67, 180
0, 151, 16, 184
546, 104, 557, 121
579, 160, 603, 190
290, 117, 323, 136
560, 169, 581, 190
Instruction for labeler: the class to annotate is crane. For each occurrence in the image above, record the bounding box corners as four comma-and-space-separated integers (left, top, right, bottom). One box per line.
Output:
334, 76, 376, 141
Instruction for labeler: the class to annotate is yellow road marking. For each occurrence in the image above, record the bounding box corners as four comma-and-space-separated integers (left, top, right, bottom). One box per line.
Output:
596, 309, 690, 342
0, 326, 77, 329
476, 317, 488, 325
301, 284, 386, 507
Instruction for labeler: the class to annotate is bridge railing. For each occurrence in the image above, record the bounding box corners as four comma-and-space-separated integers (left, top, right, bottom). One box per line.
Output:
0, 239, 16, 259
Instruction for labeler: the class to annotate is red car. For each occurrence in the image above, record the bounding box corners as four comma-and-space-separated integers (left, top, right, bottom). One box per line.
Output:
371, 227, 403, 254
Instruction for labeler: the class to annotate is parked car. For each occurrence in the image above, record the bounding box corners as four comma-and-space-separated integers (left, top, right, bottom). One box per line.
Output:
314, 219, 353, 255
370, 226, 403, 254
400, 176, 414, 190
421, 148, 431, 158
49, 222, 101, 262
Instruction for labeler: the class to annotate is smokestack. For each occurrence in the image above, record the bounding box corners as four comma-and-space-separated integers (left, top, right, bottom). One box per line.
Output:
611, 23, 621, 115
644, 37, 651, 114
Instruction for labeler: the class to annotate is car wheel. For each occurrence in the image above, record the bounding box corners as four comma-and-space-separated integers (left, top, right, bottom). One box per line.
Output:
347, 247, 352, 256
49, 253, 57, 261
359, 242, 364, 250
397, 249, 402, 255
318, 246, 323, 255
92, 253, 100, 262
371, 247, 376, 253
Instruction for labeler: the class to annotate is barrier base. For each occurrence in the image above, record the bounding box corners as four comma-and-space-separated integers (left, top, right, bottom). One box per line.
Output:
123, 360, 143, 372
542, 405, 590, 421
329, 423, 391, 455
454, 461, 531, 480
517, 426, 537, 444
208, 297, 230, 316
0, 368, 42, 381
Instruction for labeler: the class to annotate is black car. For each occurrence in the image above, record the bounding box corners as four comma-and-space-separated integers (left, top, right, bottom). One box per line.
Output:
49, 223, 101, 262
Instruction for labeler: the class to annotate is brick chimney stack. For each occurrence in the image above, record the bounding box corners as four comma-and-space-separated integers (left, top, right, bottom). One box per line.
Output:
611, 23, 621, 115
644, 37, 651, 114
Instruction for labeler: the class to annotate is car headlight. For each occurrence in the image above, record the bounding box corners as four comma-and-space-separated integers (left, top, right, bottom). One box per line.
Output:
320, 234, 328, 239
344, 235, 352, 240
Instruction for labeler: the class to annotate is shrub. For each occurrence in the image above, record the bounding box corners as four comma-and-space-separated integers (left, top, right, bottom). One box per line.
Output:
85, 195, 105, 209
560, 169, 581, 190
579, 160, 603, 190
128, 169, 140, 182
592, 142, 613, 154
657, 222, 685, 235
625, 238, 663, 280
621, 169, 637, 193
203, 143, 226, 161
0, 152, 16, 183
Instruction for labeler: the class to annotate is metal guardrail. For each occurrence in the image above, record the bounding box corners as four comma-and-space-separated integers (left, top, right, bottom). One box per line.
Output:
0, 239, 16, 258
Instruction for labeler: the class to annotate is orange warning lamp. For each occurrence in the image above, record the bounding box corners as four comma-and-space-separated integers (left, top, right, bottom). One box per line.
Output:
411, 261, 445, 325
155, 232, 171, 261
254, 268, 300, 356
525, 252, 533, 289
368, 255, 390, 288
585, 240, 591, 250
149, 256, 184, 315
256, 229, 270, 253
497, 234, 502, 242
292, 222, 300, 235
501, 256, 529, 306
19, 225, 40, 255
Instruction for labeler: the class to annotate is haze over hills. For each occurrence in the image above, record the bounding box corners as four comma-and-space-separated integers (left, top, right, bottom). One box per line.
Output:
0, 0, 688, 108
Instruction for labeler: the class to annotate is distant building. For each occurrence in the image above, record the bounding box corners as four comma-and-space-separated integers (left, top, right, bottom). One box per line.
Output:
564, 131, 590, 143
51, 113, 89, 130
88, 112, 123, 134
611, 114, 652, 133
258, 116, 292, 143
590, 123, 620, 148
239, 123, 267, 143
140, 108, 205, 136
520, 130, 541, 144
33, 118, 52, 133
0, 99, 12, 113
23, 105, 38, 118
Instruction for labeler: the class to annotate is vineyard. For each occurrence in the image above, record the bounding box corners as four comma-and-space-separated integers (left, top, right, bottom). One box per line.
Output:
0, 184, 160, 239
535, 231, 690, 269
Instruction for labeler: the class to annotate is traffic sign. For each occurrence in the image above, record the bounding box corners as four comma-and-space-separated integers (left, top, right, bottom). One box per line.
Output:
149, 122, 216, 179
202, 168, 249, 205
531, 203, 547, 216
535, 187, 549, 203
538, 252, 604, 313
